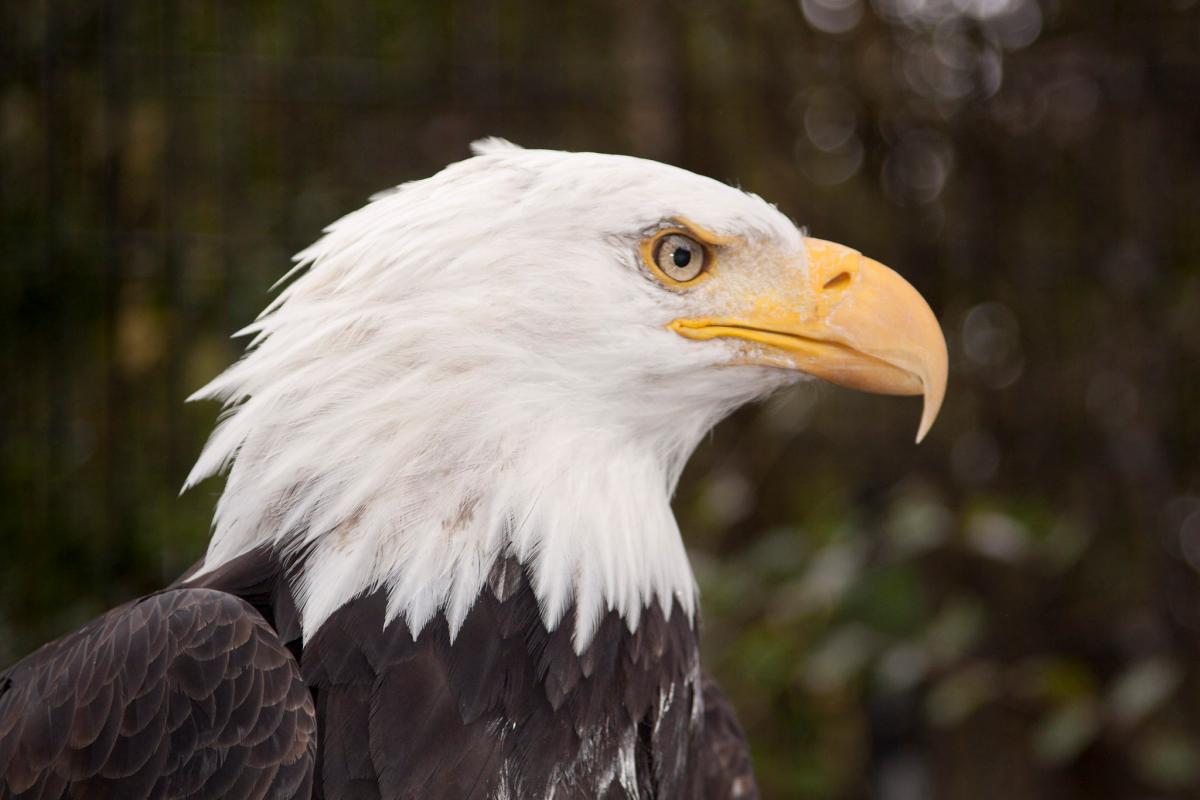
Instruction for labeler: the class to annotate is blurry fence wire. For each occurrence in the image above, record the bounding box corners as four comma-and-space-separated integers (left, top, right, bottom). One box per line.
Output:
3, 1, 1200, 798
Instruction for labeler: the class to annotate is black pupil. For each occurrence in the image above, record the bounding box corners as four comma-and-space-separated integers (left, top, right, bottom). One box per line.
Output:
672, 246, 692, 268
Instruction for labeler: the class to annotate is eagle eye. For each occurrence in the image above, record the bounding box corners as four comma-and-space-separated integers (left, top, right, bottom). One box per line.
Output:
652, 233, 708, 283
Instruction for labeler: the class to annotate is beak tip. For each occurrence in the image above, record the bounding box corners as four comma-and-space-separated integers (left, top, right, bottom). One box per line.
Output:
913, 376, 946, 444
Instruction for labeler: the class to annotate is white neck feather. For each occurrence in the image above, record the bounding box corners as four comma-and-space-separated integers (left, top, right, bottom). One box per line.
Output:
189, 354, 717, 650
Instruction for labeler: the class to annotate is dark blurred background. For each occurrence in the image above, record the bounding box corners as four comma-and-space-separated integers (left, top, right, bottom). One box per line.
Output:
2, 1, 1199, 797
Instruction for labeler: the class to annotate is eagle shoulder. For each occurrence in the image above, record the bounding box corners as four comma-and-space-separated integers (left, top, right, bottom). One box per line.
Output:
0, 588, 316, 800
693, 671, 760, 800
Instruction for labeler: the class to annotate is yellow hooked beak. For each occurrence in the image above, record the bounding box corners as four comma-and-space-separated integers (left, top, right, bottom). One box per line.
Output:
669, 238, 948, 442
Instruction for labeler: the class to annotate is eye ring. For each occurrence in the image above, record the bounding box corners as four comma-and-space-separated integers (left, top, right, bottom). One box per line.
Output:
649, 232, 709, 284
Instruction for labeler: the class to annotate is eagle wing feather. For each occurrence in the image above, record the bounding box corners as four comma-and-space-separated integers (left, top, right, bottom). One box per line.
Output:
0, 589, 316, 800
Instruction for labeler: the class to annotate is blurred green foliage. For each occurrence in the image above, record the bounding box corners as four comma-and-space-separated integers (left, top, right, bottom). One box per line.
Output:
2, 1, 1199, 797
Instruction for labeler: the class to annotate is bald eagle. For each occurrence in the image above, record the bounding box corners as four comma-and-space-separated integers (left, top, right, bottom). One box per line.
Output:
0, 141, 946, 799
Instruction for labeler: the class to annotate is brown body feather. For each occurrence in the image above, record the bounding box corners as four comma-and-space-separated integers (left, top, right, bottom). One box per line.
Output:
1, 549, 757, 799
0, 588, 316, 799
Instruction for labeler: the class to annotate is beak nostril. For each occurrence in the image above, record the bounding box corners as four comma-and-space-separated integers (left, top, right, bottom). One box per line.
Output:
822, 272, 851, 290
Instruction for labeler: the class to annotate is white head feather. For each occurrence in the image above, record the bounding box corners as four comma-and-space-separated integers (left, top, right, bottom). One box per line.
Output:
185, 141, 805, 651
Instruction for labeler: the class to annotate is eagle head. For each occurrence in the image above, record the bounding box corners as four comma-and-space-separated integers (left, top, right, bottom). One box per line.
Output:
186, 140, 947, 650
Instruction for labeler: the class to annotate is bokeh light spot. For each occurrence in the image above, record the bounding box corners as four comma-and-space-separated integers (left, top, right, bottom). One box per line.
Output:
801, 0, 865, 35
